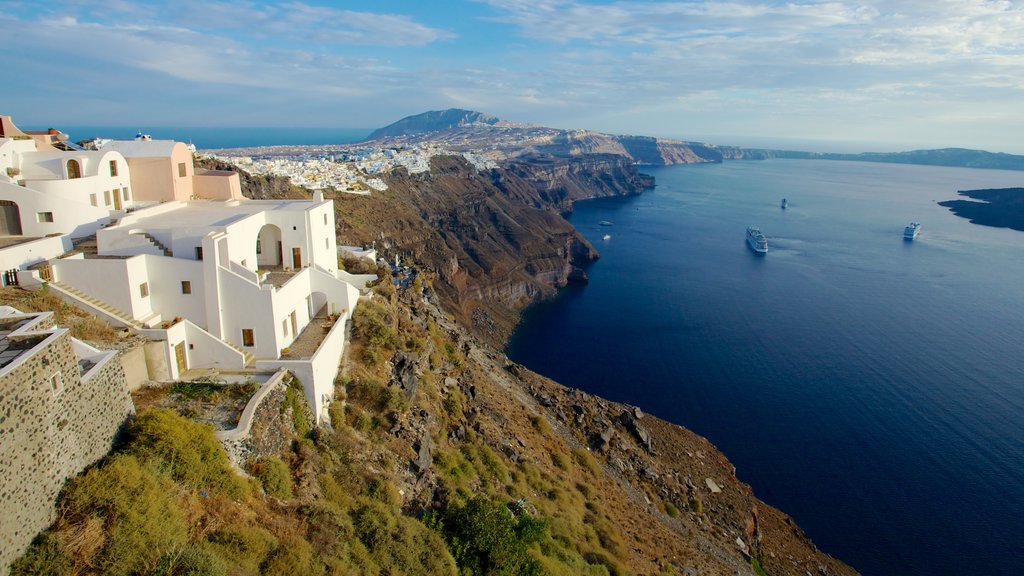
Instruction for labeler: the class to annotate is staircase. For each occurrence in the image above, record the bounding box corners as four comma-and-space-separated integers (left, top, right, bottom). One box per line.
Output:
225, 340, 255, 367
132, 232, 172, 257
49, 282, 146, 329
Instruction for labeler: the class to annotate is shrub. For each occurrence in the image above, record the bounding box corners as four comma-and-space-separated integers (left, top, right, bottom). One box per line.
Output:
207, 525, 278, 574
62, 455, 189, 576
261, 534, 316, 576
434, 496, 547, 576
249, 457, 293, 499
123, 409, 249, 499
9, 533, 71, 576
353, 501, 458, 576
282, 378, 313, 438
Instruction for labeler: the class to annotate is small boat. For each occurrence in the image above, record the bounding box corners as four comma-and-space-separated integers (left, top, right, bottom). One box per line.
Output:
602, 234, 611, 241
598, 220, 613, 226
746, 226, 768, 254
781, 198, 788, 209
904, 222, 921, 240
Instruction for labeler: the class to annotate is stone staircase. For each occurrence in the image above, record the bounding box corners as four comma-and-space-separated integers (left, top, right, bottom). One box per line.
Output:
49, 281, 146, 329
132, 232, 172, 257
224, 340, 255, 367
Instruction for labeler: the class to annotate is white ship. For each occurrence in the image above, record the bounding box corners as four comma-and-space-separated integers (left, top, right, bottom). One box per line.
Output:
904, 222, 921, 240
746, 226, 768, 254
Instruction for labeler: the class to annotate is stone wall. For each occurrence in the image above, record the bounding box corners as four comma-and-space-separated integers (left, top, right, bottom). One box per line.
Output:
0, 330, 133, 575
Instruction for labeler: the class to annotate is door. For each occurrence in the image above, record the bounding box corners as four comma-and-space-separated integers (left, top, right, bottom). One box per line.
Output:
276, 241, 283, 266
292, 247, 301, 269
290, 311, 298, 338
174, 342, 187, 374
113, 190, 122, 210
0, 201, 22, 235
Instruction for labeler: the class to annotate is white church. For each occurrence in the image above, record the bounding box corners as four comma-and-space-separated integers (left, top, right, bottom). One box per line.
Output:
0, 115, 370, 422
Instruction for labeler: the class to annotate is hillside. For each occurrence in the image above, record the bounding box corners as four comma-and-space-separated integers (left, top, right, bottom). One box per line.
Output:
9, 258, 857, 576
368, 109, 505, 140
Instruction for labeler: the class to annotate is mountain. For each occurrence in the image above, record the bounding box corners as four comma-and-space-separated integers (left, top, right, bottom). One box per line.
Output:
367, 109, 504, 139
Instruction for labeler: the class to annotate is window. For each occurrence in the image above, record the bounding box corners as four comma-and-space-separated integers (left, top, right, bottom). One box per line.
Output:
122, 187, 129, 201
49, 372, 63, 395
195, 246, 203, 260
109, 160, 118, 177
104, 190, 111, 206
139, 282, 149, 298
256, 239, 262, 254
282, 318, 289, 337
178, 162, 187, 178
325, 238, 329, 249
36, 212, 54, 223
89, 193, 97, 207
66, 159, 81, 179
324, 214, 328, 225
181, 281, 192, 294
242, 329, 255, 347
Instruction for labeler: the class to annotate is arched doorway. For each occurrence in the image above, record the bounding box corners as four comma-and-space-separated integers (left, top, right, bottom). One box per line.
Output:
256, 224, 283, 268
0, 200, 22, 235
66, 159, 81, 179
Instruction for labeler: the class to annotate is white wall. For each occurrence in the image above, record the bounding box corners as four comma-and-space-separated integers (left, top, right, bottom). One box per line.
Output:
0, 235, 72, 272
0, 181, 110, 238
308, 201, 337, 273
143, 255, 205, 327
217, 264, 277, 358
52, 255, 153, 320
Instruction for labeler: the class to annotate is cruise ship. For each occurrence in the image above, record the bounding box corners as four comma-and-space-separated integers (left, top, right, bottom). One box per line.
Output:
746, 226, 768, 254
904, 222, 921, 240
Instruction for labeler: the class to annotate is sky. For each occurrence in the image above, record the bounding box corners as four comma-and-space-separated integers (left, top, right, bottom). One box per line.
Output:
2, 0, 1023, 153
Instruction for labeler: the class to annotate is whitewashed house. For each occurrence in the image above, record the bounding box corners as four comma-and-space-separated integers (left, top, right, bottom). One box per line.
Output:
0, 115, 365, 423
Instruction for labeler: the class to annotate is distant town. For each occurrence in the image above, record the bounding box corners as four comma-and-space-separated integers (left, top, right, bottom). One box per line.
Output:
201, 142, 498, 193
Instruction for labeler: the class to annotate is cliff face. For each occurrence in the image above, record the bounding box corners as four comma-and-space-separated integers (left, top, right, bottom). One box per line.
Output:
326, 154, 650, 346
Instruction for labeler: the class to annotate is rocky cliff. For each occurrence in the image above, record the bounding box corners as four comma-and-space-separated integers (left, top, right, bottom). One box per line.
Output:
328, 154, 650, 346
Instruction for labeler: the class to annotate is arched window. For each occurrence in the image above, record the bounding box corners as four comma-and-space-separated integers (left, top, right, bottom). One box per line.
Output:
66, 159, 81, 179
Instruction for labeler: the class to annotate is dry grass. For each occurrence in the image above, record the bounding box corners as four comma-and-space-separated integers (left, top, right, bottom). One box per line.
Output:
0, 286, 119, 343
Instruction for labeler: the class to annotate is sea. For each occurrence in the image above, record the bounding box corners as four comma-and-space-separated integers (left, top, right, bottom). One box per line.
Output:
507, 159, 1024, 576
27, 126, 372, 150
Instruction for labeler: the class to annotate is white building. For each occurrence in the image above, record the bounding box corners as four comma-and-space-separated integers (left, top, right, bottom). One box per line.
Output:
0, 115, 366, 423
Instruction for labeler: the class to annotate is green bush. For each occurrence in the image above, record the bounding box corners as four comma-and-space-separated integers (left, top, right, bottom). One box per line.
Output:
434, 497, 547, 576
123, 409, 249, 499
250, 457, 294, 499
9, 533, 71, 576
261, 534, 317, 576
351, 501, 458, 575
62, 455, 189, 576
282, 378, 314, 438
207, 525, 278, 575
155, 544, 229, 576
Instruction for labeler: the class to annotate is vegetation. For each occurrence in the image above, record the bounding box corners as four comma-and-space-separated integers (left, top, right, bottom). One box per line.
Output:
0, 286, 119, 343
10, 263, 643, 576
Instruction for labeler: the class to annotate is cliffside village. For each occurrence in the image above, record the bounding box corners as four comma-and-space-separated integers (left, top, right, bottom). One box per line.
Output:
203, 142, 497, 193
0, 115, 377, 572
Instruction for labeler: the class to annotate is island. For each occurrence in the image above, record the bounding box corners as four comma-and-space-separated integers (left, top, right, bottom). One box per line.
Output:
938, 187, 1024, 231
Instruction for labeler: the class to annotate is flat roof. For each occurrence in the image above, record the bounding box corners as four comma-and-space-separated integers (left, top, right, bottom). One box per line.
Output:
113, 199, 325, 232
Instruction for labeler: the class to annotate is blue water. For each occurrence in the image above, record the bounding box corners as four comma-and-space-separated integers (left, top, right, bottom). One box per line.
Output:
507, 159, 1024, 576
24, 126, 372, 150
